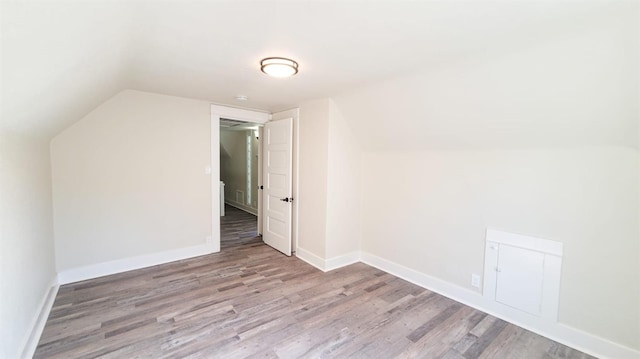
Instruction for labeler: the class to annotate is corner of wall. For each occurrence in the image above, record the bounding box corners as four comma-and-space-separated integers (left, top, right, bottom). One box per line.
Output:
1, 132, 57, 359
324, 98, 363, 259
57, 242, 217, 285
295, 247, 360, 272
296, 99, 330, 258
19, 276, 59, 359
52, 90, 212, 271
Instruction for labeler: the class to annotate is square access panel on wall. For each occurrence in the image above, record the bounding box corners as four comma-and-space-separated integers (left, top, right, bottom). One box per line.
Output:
483, 228, 563, 321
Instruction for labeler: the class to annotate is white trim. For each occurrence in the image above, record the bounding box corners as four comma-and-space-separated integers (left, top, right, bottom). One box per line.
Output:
211, 104, 271, 254
30, 242, 638, 359
224, 200, 258, 216
360, 251, 639, 359
257, 126, 263, 235
294, 115, 299, 252
57, 243, 216, 284
211, 117, 221, 253
211, 104, 270, 124
294, 248, 360, 272
294, 247, 326, 271
325, 251, 361, 271
486, 228, 563, 256
20, 276, 59, 359
484, 228, 563, 322
361, 251, 479, 309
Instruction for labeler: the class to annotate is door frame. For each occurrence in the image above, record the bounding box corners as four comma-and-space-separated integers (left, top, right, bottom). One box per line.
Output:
211, 105, 270, 252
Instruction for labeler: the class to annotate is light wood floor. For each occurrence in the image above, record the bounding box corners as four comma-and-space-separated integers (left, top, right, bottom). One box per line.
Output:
221, 205, 260, 250
35, 206, 595, 358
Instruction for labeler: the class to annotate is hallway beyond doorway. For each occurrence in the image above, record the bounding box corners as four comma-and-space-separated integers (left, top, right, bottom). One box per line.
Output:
221, 204, 259, 249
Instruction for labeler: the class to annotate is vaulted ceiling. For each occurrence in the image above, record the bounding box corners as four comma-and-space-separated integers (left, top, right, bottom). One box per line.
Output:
0, 0, 628, 139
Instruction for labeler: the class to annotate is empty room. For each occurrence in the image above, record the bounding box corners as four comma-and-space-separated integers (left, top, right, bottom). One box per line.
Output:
1, 1, 639, 358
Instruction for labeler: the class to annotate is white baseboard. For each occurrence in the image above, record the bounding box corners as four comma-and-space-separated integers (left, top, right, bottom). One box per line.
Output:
43, 243, 640, 359
20, 276, 59, 359
294, 247, 325, 271
295, 247, 360, 272
325, 251, 361, 271
360, 251, 640, 359
224, 201, 258, 216
57, 243, 217, 285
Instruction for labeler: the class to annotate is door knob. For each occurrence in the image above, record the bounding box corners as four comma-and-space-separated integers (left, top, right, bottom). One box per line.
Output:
280, 197, 293, 202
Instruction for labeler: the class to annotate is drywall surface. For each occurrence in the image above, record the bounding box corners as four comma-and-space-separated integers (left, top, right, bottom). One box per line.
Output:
0, 132, 56, 358
51, 90, 211, 271
334, 3, 637, 151
1, 1, 132, 138
360, 148, 639, 349
297, 99, 330, 258
325, 100, 362, 258
333, 2, 639, 350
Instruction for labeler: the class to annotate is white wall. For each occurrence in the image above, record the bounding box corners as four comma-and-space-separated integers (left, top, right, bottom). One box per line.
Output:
51, 90, 212, 272
295, 99, 362, 267
297, 99, 330, 258
333, 2, 639, 352
0, 132, 56, 358
325, 101, 361, 259
1, 1, 133, 138
334, 4, 637, 152
360, 148, 638, 349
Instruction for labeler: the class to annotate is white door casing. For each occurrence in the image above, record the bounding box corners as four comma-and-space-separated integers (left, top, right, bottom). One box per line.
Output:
211, 105, 270, 253
262, 118, 293, 256
257, 126, 264, 235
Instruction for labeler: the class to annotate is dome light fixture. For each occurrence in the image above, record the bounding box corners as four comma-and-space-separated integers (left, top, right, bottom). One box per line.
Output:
260, 57, 299, 77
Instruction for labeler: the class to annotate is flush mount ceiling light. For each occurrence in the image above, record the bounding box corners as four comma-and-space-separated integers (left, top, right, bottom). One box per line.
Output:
260, 57, 299, 77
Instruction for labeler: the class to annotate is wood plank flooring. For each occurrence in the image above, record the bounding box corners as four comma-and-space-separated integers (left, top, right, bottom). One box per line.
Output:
221, 205, 259, 250
35, 207, 595, 358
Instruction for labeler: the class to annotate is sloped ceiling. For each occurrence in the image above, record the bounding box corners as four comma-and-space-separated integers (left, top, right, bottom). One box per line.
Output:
0, 0, 621, 139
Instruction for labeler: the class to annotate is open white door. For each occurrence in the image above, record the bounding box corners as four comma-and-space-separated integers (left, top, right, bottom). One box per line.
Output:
262, 117, 293, 256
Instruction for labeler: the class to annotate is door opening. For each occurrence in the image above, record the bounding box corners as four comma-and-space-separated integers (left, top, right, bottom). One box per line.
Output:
210, 105, 298, 256
219, 119, 263, 249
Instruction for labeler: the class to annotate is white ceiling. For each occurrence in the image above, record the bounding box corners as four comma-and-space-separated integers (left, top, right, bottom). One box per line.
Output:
0, 0, 623, 138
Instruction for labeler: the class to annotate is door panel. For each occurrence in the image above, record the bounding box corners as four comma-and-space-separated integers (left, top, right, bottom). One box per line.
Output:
262, 118, 293, 256
495, 244, 545, 315
267, 173, 286, 191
